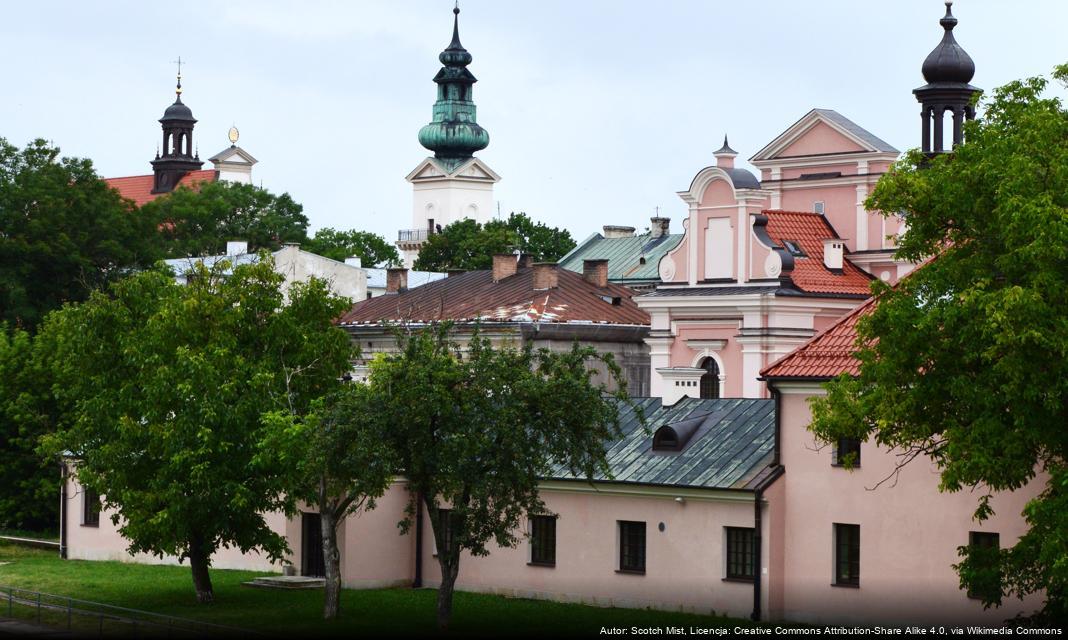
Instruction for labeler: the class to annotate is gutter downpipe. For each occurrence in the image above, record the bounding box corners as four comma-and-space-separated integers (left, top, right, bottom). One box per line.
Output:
413, 490, 424, 588
59, 461, 68, 559
751, 465, 784, 622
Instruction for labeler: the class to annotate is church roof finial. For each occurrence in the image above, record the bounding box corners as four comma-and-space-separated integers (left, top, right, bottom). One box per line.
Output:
715, 135, 737, 156
174, 56, 183, 100
920, 0, 975, 85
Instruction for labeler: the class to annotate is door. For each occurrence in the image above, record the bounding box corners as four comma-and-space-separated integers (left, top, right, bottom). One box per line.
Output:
301, 512, 325, 578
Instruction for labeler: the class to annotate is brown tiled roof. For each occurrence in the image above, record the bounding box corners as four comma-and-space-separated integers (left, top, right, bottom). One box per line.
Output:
760, 296, 876, 379
105, 169, 218, 206
764, 210, 873, 296
339, 268, 650, 326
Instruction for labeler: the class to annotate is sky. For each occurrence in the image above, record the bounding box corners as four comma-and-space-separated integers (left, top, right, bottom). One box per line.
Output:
2, 0, 1065, 244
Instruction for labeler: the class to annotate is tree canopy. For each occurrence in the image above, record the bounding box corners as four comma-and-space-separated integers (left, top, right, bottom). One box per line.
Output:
144, 181, 309, 258
0, 138, 162, 331
413, 213, 575, 272
363, 324, 630, 629
39, 257, 354, 603
808, 65, 1068, 621
304, 227, 400, 267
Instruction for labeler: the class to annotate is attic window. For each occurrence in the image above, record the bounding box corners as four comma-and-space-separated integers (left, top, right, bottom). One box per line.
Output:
813, 201, 825, 215
599, 295, 623, 306
639, 256, 647, 265
652, 426, 681, 451
782, 240, 806, 257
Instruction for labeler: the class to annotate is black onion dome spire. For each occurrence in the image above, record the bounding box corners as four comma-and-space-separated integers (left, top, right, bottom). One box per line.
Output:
921, 1, 975, 85
714, 135, 737, 155
440, 5, 473, 67
151, 61, 202, 194
913, 1, 981, 155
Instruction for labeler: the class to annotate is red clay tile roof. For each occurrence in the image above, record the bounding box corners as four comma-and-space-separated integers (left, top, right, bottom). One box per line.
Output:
339, 268, 650, 326
764, 210, 873, 296
760, 296, 876, 379
104, 169, 217, 207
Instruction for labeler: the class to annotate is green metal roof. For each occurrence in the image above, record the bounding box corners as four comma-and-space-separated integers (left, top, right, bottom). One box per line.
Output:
559, 232, 682, 284
549, 397, 776, 491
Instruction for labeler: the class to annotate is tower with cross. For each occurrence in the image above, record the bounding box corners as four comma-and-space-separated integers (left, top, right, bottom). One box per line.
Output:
150, 57, 204, 194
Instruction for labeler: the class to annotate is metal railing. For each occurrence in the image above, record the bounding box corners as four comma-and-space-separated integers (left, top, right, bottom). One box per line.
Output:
397, 229, 432, 243
2, 585, 264, 637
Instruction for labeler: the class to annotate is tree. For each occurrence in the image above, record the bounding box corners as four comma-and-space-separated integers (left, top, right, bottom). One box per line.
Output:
0, 138, 162, 331
413, 213, 575, 272
304, 228, 400, 267
363, 324, 631, 629
261, 383, 396, 620
808, 65, 1068, 621
39, 257, 353, 603
0, 327, 59, 531
143, 181, 309, 258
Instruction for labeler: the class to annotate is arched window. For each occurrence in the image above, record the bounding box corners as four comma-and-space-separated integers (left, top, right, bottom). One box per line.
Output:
699, 357, 720, 399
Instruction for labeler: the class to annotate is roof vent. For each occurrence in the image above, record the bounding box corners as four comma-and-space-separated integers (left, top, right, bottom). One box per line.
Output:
652, 413, 708, 453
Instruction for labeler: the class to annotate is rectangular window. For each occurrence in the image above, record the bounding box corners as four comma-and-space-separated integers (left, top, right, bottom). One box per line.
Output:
834, 438, 862, 467
725, 527, 755, 581
618, 521, 646, 573
813, 201, 826, 215
967, 531, 1001, 599
83, 487, 100, 527
834, 523, 860, 586
529, 515, 557, 566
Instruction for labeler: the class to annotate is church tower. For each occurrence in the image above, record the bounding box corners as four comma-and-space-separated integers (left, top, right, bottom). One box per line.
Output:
913, 1, 979, 155
399, 4, 501, 268
151, 64, 203, 194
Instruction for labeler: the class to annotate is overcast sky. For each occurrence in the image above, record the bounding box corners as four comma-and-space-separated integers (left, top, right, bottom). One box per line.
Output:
3, 1, 1065, 244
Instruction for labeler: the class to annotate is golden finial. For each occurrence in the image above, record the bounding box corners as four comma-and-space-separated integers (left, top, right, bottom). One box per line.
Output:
172, 56, 183, 96
228, 126, 240, 146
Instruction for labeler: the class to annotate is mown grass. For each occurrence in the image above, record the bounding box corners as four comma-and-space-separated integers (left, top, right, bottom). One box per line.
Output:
0, 542, 755, 637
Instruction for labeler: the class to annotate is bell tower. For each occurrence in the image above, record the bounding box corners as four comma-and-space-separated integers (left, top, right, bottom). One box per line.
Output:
151, 59, 204, 194
913, 2, 980, 155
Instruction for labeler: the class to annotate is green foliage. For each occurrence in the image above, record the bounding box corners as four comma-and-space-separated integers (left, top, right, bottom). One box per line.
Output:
0, 328, 59, 531
413, 213, 575, 272
809, 65, 1068, 619
362, 324, 631, 628
0, 138, 162, 331
304, 228, 400, 267
37, 257, 353, 600
144, 181, 309, 258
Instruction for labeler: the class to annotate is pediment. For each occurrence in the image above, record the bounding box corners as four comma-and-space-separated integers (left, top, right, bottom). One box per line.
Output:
750, 109, 897, 163
405, 157, 501, 183
208, 145, 259, 165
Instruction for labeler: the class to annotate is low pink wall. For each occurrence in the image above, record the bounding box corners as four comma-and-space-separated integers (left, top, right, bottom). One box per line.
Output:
774, 390, 1044, 625
63, 474, 282, 572
408, 485, 762, 617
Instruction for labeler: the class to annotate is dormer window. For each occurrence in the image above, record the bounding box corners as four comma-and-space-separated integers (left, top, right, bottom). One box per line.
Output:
782, 240, 806, 257
652, 426, 680, 451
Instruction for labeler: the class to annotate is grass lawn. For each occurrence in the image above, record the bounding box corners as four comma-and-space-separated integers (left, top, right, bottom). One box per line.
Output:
0, 542, 757, 636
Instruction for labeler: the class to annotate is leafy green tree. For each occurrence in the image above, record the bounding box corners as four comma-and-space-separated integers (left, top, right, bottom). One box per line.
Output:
414, 213, 575, 272
304, 228, 400, 267
0, 327, 59, 531
364, 324, 631, 629
39, 257, 353, 603
0, 138, 162, 331
808, 65, 1068, 621
143, 181, 309, 258
262, 383, 396, 619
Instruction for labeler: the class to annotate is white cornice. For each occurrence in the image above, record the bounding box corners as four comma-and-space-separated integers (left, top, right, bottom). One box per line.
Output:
751, 152, 898, 169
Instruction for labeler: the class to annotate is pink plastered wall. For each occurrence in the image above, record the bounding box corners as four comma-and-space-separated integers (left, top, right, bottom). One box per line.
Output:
670, 323, 742, 397
411, 487, 765, 617
63, 472, 283, 572
772, 390, 1044, 625
778, 122, 866, 157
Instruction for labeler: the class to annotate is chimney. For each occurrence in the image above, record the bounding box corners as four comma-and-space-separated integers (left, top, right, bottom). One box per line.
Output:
518, 253, 535, 269
649, 217, 670, 239
602, 225, 636, 239
532, 263, 559, 290
386, 267, 408, 294
492, 253, 518, 282
345, 256, 362, 268
582, 259, 609, 288
226, 240, 248, 256
823, 239, 845, 272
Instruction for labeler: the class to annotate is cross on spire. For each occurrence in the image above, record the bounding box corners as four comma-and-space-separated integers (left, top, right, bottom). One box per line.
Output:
172, 56, 184, 96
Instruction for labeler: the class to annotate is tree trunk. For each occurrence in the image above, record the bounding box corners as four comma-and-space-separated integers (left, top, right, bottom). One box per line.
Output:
321, 507, 342, 620
187, 539, 214, 604
436, 560, 459, 631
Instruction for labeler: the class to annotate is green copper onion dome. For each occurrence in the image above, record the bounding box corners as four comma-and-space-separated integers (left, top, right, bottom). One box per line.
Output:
417, 5, 489, 171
